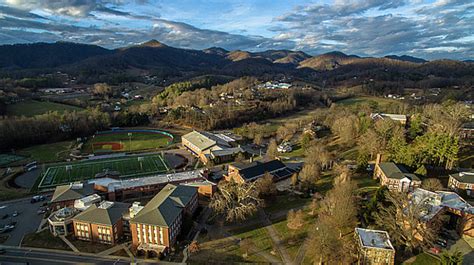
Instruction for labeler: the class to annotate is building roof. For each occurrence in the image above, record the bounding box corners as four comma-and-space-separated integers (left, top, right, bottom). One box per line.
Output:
412, 188, 474, 221
210, 147, 244, 158
450, 171, 474, 184
88, 170, 205, 192
232, 160, 295, 181
355, 228, 394, 250
370, 113, 407, 122
378, 162, 420, 181
73, 201, 130, 226
130, 184, 197, 227
182, 131, 217, 152
51, 183, 95, 203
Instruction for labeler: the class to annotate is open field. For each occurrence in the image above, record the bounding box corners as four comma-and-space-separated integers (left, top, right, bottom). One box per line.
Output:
18, 141, 73, 163
7, 100, 83, 117
335, 96, 403, 112
38, 153, 168, 189
0, 154, 27, 167
82, 130, 173, 154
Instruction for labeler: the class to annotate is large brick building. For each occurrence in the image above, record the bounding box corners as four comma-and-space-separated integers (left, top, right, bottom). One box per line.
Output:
72, 201, 130, 245
50, 183, 96, 210
373, 156, 421, 192
355, 228, 395, 265
130, 184, 198, 255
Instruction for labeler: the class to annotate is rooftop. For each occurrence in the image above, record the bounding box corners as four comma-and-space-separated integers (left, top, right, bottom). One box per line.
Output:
51, 183, 95, 203
130, 184, 197, 227
232, 160, 295, 181
412, 188, 474, 221
88, 170, 205, 192
450, 171, 474, 184
378, 162, 420, 181
73, 201, 130, 226
355, 228, 394, 250
370, 113, 407, 122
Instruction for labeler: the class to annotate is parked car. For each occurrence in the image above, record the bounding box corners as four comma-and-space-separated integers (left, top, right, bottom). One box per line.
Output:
37, 209, 46, 215
31, 195, 46, 203
277, 142, 293, 153
436, 239, 447, 248
11, 211, 18, 217
430, 247, 441, 254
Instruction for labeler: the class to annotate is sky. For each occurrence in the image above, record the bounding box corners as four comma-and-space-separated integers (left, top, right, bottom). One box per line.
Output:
0, 0, 472, 60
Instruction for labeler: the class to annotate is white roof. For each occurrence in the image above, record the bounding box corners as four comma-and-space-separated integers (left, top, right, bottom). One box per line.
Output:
412, 188, 474, 221
89, 170, 205, 192
370, 113, 407, 122
355, 228, 394, 250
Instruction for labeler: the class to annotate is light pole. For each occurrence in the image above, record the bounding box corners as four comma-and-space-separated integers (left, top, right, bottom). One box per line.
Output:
128, 132, 132, 152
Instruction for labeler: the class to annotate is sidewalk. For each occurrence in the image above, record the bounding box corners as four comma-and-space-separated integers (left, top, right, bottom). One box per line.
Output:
259, 210, 293, 265
59, 235, 79, 252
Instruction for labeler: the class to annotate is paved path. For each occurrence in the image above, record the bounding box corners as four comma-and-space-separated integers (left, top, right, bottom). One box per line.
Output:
259, 210, 294, 265
294, 238, 310, 264
59, 235, 79, 252
97, 242, 128, 256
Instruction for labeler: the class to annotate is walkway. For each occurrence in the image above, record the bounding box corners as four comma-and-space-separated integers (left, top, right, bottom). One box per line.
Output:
259, 210, 293, 265
58, 235, 79, 253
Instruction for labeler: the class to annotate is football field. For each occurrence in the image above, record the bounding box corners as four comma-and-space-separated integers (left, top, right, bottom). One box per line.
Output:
38, 154, 169, 189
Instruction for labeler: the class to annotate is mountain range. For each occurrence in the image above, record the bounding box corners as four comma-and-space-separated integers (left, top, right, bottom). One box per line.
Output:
0, 40, 472, 82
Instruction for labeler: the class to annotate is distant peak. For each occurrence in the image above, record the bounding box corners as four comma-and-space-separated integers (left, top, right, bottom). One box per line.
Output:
140, 39, 167, 48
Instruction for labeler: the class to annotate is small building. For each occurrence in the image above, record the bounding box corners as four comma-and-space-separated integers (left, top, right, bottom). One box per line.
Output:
225, 160, 297, 183
460, 122, 474, 139
370, 113, 407, 125
373, 156, 421, 192
72, 201, 130, 245
355, 228, 395, 265
74, 194, 102, 211
448, 171, 474, 196
48, 207, 79, 237
50, 183, 96, 210
130, 184, 198, 256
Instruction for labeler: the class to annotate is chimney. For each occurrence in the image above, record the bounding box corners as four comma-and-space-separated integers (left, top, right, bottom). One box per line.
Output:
375, 154, 382, 166
250, 156, 254, 163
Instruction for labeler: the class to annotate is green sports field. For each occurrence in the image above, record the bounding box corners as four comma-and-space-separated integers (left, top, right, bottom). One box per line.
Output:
38, 154, 169, 189
82, 131, 173, 154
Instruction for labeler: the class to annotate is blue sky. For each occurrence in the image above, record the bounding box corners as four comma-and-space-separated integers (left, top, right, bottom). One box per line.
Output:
0, 0, 472, 60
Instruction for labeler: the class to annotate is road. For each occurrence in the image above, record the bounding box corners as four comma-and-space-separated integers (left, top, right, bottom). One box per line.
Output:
0, 196, 47, 246
0, 246, 168, 264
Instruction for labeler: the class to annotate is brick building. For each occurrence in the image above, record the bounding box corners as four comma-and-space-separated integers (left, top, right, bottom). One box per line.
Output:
373, 155, 421, 192
355, 228, 395, 265
130, 184, 198, 255
50, 183, 96, 210
225, 159, 297, 183
448, 171, 474, 197
72, 201, 130, 245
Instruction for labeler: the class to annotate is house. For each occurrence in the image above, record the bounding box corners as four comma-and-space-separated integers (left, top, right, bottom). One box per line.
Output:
411, 188, 474, 237
448, 171, 474, 197
50, 183, 96, 210
130, 184, 198, 256
370, 113, 407, 125
355, 228, 395, 265
373, 155, 421, 192
225, 160, 297, 183
460, 122, 474, 139
181, 130, 244, 164
72, 201, 130, 245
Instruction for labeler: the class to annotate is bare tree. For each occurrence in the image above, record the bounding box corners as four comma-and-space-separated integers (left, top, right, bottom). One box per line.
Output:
188, 241, 200, 253
422, 178, 444, 191
287, 209, 305, 230
210, 180, 262, 222
299, 163, 321, 191
239, 238, 254, 258
373, 191, 439, 252
255, 172, 276, 198
266, 139, 279, 160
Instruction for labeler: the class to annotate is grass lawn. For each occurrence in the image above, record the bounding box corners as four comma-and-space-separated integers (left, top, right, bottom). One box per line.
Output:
281, 143, 305, 158
335, 96, 402, 113
272, 216, 313, 261
264, 193, 312, 215
0, 154, 28, 167
38, 153, 169, 189
18, 141, 73, 163
66, 237, 113, 253
0, 168, 30, 201
111, 249, 130, 257
403, 253, 440, 265
7, 100, 83, 117
82, 131, 172, 154
22, 230, 70, 250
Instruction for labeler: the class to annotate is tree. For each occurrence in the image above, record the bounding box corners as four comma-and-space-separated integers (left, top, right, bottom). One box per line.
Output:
415, 165, 428, 177
330, 115, 359, 145
440, 250, 463, 265
92, 83, 113, 99
188, 241, 200, 253
266, 139, 279, 160
373, 191, 439, 252
234, 152, 246, 163
253, 133, 263, 146
300, 133, 312, 151
239, 238, 254, 258
422, 178, 444, 191
308, 198, 318, 216
308, 215, 344, 264
210, 180, 262, 222
255, 172, 277, 198
299, 163, 321, 191
287, 209, 305, 230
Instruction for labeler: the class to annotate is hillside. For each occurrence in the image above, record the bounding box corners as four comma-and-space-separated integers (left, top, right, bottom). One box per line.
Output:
385, 55, 427, 63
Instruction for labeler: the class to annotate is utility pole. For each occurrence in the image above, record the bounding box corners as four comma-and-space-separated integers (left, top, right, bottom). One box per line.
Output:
128, 132, 132, 152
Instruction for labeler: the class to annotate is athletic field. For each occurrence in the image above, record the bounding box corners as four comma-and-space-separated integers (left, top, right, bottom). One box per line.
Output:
82, 129, 173, 154
38, 154, 169, 189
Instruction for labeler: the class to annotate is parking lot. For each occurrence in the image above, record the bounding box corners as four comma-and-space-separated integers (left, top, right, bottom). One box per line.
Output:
0, 196, 49, 246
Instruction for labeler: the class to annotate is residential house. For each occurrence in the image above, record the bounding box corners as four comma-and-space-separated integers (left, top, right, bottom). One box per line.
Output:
72, 201, 130, 245
50, 183, 96, 210
355, 228, 395, 265
370, 113, 407, 125
448, 171, 474, 196
130, 184, 198, 255
373, 156, 421, 192
225, 160, 297, 183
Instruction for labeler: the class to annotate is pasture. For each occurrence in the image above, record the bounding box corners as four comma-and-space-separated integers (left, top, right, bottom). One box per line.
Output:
7, 100, 83, 117
37, 153, 169, 189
